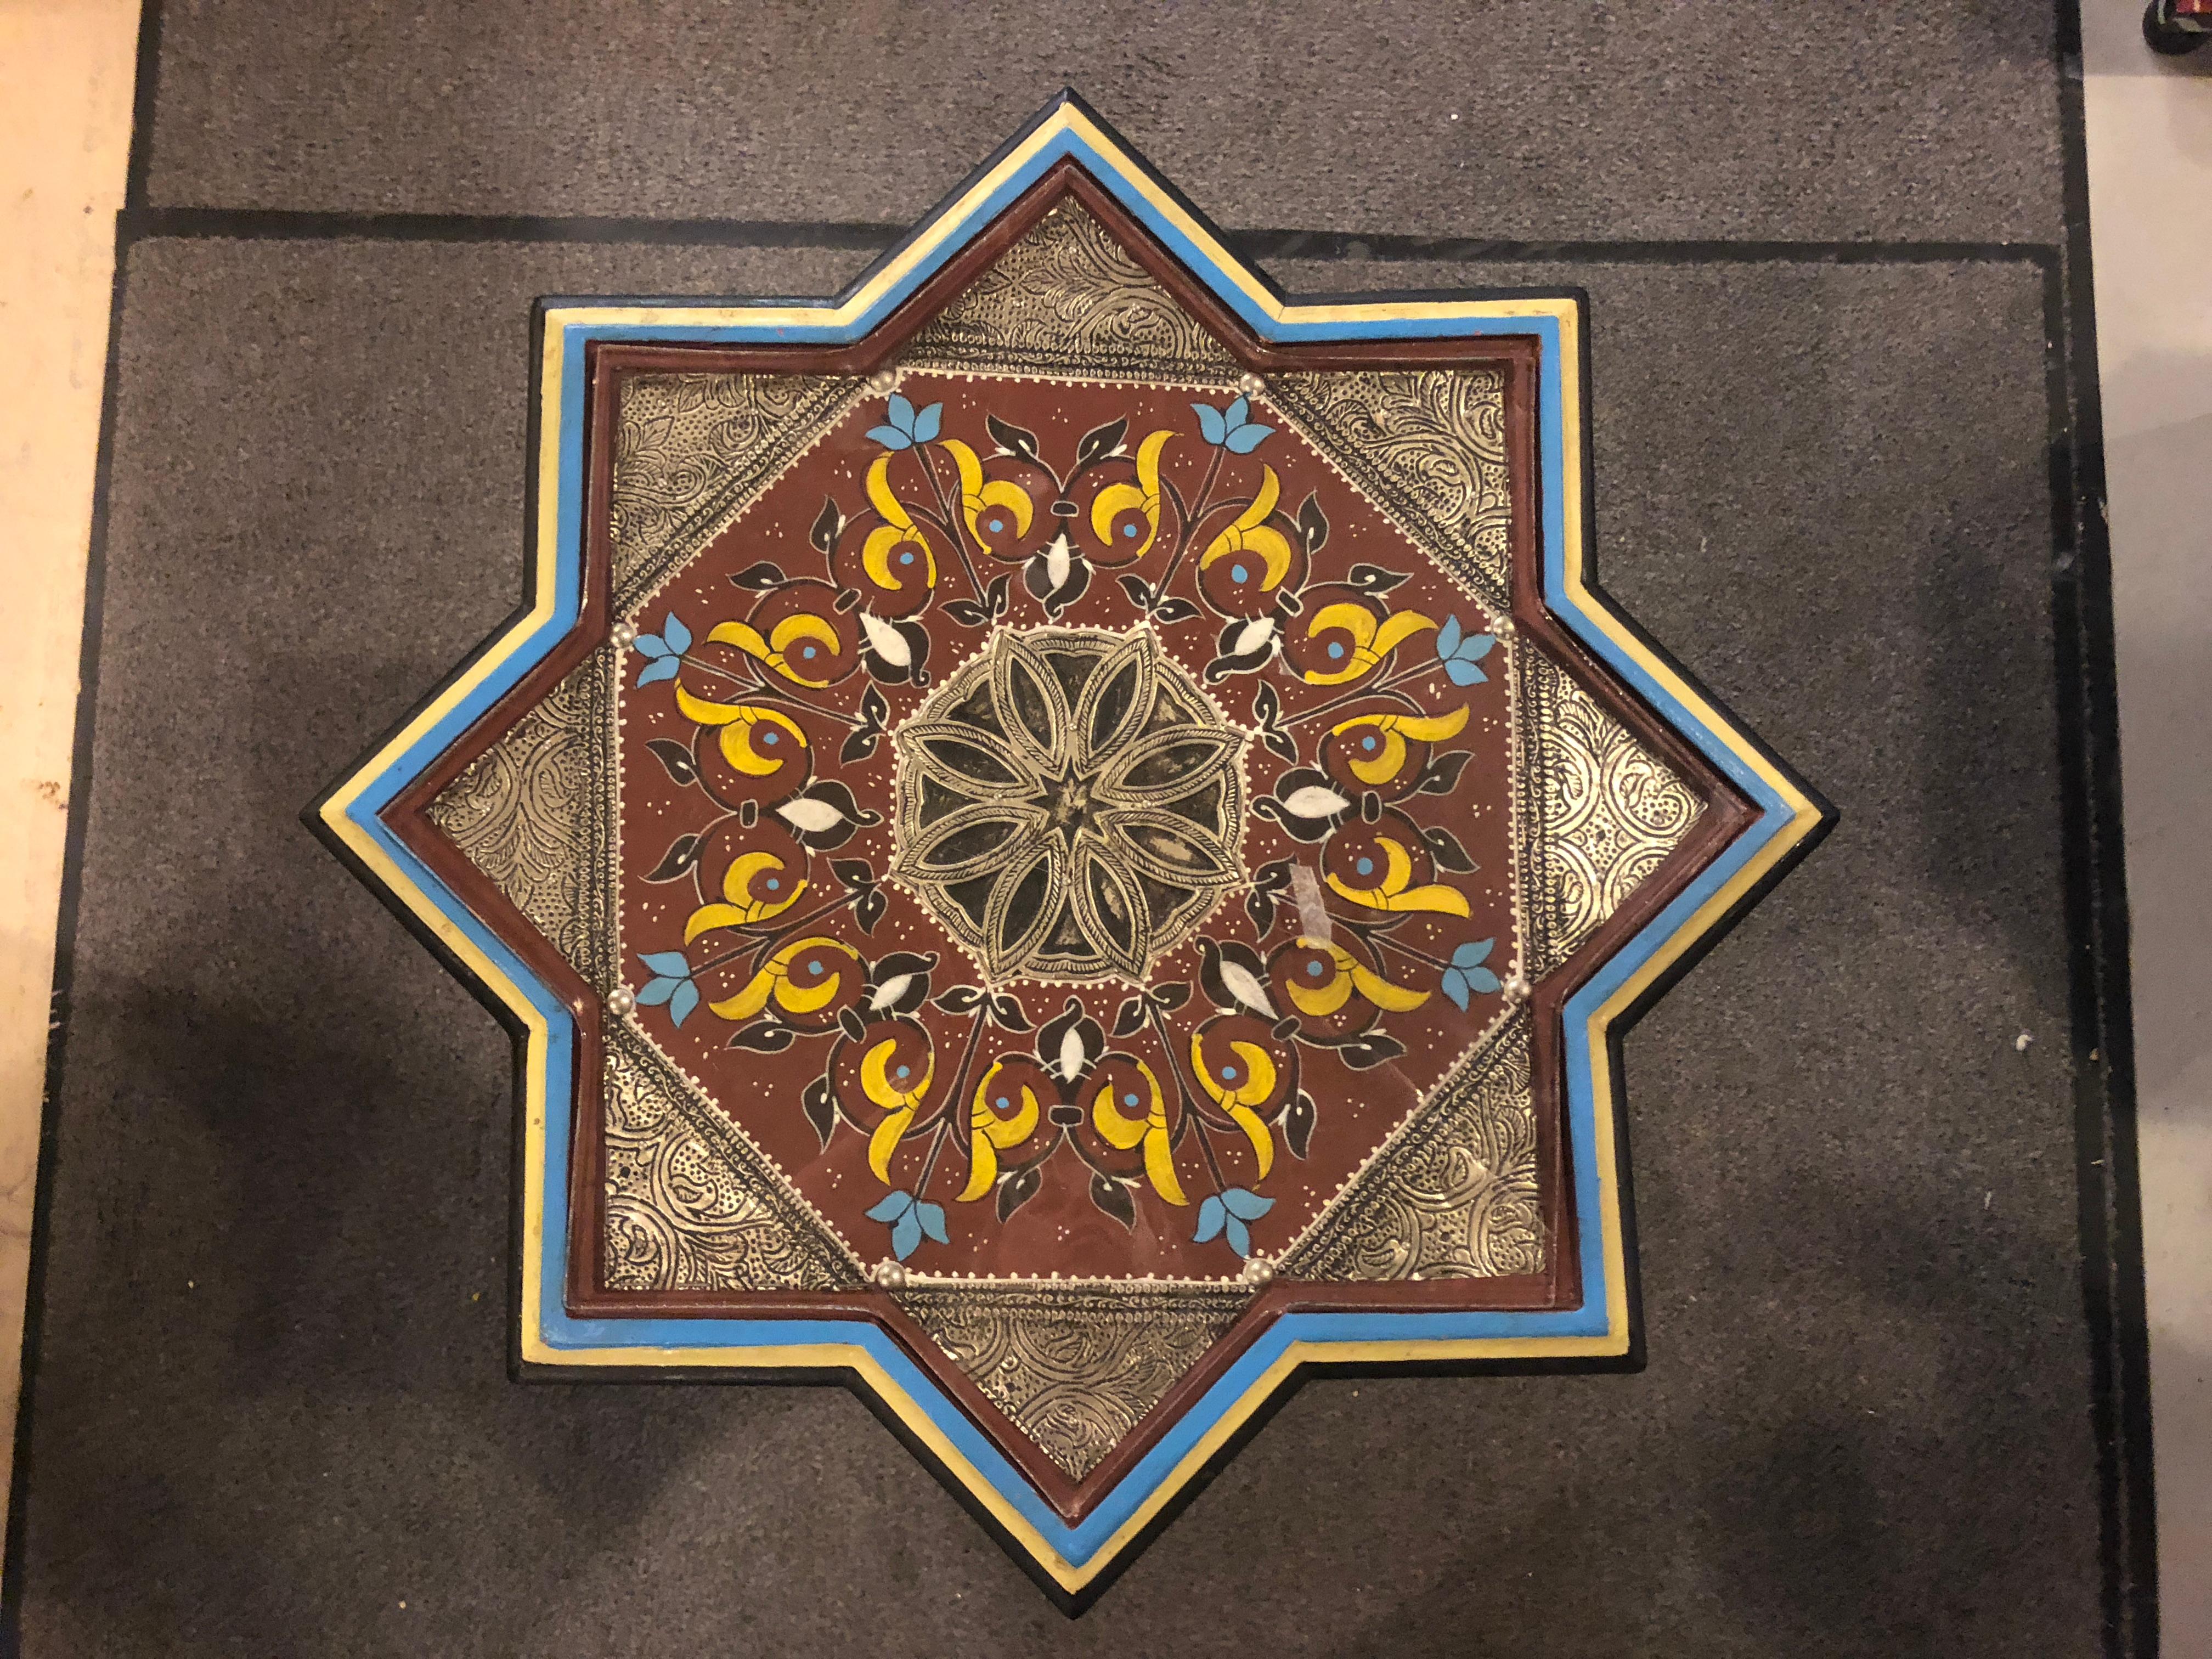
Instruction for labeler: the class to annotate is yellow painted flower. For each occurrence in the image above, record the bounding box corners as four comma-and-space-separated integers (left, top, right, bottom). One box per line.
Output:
1284, 936, 1431, 1017
957, 1059, 1043, 1203
1197, 463, 1295, 589
682, 851, 804, 943
673, 684, 808, 775
1301, 601, 1436, 686
941, 438, 1035, 560
702, 613, 843, 688
1089, 428, 1173, 559
1090, 1058, 1186, 1206
862, 1031, 936, 1181
708, 935, 857, 1020
1326, 836, 1471, 916
1329, 704, 1468, 785
1190, 1031, 1277, 1180
859, 454, 939, 594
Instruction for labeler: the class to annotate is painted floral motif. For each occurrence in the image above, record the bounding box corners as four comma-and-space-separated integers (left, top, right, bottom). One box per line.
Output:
617, 374, 1517, 1273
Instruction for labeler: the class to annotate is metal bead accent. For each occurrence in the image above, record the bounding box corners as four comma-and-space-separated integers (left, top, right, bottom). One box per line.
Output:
1489, 614, 1515, 639
1236, 371, 1265, 398
1240, 1254, 1276, 1287
872, 1259, 909, 1290
606, 985, 636, 1017
1501, 973, 1532, 1005
865, 368, 900, 397
608, 620, 637, 649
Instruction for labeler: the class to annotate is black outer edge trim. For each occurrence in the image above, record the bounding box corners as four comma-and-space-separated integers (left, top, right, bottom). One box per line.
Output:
2052, 5, 2157, 1656
119, 0, 162, 212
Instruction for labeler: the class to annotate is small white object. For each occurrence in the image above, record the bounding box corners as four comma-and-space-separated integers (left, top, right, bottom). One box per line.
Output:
872, 1259, 909, 1290
1501, 973, 1532, 1005
866, 368, 900, 396
2015, 1031, 2034, 1052
607, 986, 636, 1016
1240, 1255, 1276, 1286
609, 619, 637, 648
1237, 371, 1265, 398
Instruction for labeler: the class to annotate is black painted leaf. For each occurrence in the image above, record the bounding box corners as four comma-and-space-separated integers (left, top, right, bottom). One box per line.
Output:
1418, 749, 1474, 795
1091, 1173, 1136, 1229
839, 726, 881, 764
1253, 859, 1293, 895
1150, 597, 1200, 624
729, 560, 787, 591
1261, 726, 1299, 764
645, 738, 699, 786
990, 992, 1032, 1032
1282, 1091, 1317, 1159
1421, 823, 1478, 872
1074, 416, 1128, 471
935, 984, 985, 1015
1297, 491, 1330, 555
1118, 573, 1154, 610
1338, 1031, 1407, 1071
809, 495, 844, 555
802, 1075, 838, 1147
985, 414, 1041, 465
831, 857, 874, 891
996, 1163, 1042, 1222
1148, 980, 1191, 1012
1245, 889, 1277, 932
1347, 563, 1409, 594
1110, 996, 1148, 1038
643, 832, 703, 883
860, 684, 889, 729
727, 1019, 796, 1053
854, 887, 888, 934
1251, 681, 1281, 726
943, 599, 989, 629
985, 573, 1012, 618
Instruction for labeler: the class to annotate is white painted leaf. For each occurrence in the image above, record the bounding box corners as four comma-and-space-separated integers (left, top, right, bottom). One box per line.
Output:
869, 974, 912, 1012
859, 611, 911, 667
1045, 531, 1073, 590
777, 797, 847, 834
1282, 784, 1350, 819
1231, 617, 1276, 657
1219, 958, 1277, 1017
1058, 1024, 1087, 1081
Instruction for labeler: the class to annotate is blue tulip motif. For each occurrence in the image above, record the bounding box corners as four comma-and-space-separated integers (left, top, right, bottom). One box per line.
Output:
631, 611, 691, 686
866, 1189, 951, 1261
634, 950, 700, 1026
865, 393, 944, 452
1439, 938, 1502, 1011
1194, 1187, 1274, 1258
1434, 616, 1497, 686
1190, 396, 1274, 455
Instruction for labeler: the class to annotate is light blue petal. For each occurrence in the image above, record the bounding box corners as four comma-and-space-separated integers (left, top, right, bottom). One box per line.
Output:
1440, 969, 1470, 1011
640, 951, 692, 976
887, 392, 915, 432
911, 402, 941, 443
663, 613, 691, 654
1193, 402, 1227, 446
1462, 634, 1496, 661
1224, 396, 1249, 430
633, 634, 670, 658
1223, 424, 1273, 454
865, 426, 912, 450
1224, 1216, 1251, 1258
1436, 615, 1463, 658
668, 980, 699, 1028
1193, 1193, 1226, 1244
1452, 938, 1496, 968
1445, 659, 1486, 686
916, 1201, 949, 1245
865, 1191, 915, 1223
633, 977, 677, 1007
891, 1210, 923, 1260
1221, 1187, 1274, 1221
1465, 967, 1502, 995
635, 656, 679, 685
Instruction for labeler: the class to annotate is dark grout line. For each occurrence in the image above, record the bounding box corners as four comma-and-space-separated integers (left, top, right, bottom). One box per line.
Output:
117, 204, 2059, 268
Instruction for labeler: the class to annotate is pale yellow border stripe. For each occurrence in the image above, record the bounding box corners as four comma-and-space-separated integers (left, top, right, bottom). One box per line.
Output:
319, 101, 1825, 1593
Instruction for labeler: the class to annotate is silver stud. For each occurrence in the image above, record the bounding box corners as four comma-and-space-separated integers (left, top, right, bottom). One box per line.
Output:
608, 619, 637, 649
872, 1259, 909, 1290
1240, 1254, 1276, 1287
1236, 371, 1265, 398
1489, 614, 1514, 639
607, 985, 636, 1017
865, 368, 900, 397
1501, 974, 1532, 1005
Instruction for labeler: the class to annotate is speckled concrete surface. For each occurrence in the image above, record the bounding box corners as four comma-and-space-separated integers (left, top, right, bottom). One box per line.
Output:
11, 227, 2100, 1653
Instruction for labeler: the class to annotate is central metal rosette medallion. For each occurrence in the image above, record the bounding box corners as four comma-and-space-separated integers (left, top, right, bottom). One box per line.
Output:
890, 625, 1248, 984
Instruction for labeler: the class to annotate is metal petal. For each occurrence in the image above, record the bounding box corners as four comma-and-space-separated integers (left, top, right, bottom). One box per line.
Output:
1097, 806, 1239, 889
1073, 627, 1159, 768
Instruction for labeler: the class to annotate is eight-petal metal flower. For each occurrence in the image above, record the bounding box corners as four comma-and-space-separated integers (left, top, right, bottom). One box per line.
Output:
891, 627, 1248, 983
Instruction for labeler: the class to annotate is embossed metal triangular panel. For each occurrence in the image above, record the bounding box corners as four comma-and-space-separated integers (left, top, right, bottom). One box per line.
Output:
312, 92, 1830, 1611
